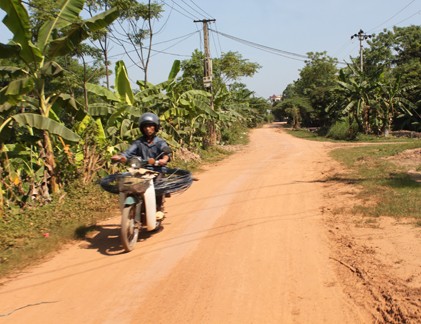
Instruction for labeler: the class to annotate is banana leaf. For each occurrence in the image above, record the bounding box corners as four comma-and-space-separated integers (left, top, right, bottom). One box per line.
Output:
48, 7, 119, 57
37, 0, 85, 51
86, 83, 120, 103
12, 113, 80, 142
0, 0, 43, 64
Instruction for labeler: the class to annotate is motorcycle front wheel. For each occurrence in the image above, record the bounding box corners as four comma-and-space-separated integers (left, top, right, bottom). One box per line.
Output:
121, 204, 140, 252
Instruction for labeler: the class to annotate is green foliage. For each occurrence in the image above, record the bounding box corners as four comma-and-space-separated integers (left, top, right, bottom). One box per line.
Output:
331, 62, 417, 136
179, 50, 261, 92
333, 64, 376, 133
0, 0, 119, 217
220, 122, 249, 145
273, 96, 313, 128
326, 118, 359, 140
286, 52, 339, 127
280, 26, 420, 135
214, 51, 261, 83
365, 25, 421, 130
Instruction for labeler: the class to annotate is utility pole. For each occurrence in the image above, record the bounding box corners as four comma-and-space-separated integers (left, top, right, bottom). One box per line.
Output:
194, 19, 215, 89
351, 29, 373, 72
194, 18, 216, 146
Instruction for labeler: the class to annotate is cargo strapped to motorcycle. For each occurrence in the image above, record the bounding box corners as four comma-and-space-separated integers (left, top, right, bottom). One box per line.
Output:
100, 168, 193, 195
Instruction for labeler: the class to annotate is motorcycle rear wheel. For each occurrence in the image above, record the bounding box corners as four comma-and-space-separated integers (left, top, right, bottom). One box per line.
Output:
121, 204, 139, 252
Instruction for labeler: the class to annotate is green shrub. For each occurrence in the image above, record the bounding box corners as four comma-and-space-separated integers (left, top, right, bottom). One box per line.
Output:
220, 122, 249, 145
327, 119, 359, 140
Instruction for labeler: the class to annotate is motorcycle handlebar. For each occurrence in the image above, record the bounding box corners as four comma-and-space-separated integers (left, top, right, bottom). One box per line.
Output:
111, 155, 127, 164
111, 155, 164, 168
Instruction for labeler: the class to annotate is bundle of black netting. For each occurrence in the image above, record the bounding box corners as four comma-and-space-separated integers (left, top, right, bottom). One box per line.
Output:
99, 168, 193, 195
99, 173, 122, 194
154, 168, 193, 196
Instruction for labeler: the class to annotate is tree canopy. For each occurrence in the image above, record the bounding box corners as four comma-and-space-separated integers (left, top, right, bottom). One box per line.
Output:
277, 26, 421, 134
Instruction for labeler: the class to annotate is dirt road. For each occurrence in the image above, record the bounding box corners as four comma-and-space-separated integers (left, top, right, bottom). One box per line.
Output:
0, 125, 419, 323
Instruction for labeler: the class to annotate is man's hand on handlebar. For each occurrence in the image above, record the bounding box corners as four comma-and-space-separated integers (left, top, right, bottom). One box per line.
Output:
147, 158, 168, 166
112, 154, 168, 166
157, 159, 168, 166
157, 155, 169, 166
111, 155, 127, 163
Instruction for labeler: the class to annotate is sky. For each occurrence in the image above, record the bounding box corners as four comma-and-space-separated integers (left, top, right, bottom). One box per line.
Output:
0, 0, 420, 99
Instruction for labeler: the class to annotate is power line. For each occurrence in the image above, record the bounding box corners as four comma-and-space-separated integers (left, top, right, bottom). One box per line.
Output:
150, 31, 200, 58
188, 0, 214, 19
368, 0, 417, 33
394, 10, 421, 26
160, 0, 198, 21
209, 29, 308, 61
210, 26, 221, 58
154, 31, 199, 46
213, 23, 224, 57
154, 4, 173, 36
85, 31, 195, 65
108, 36, 193, 59
334, 6, 420, 61
179, 0, 207, 19
210, 28, 348, 65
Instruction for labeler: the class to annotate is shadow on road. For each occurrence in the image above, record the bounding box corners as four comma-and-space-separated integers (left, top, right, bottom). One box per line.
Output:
82, 223, 165, 256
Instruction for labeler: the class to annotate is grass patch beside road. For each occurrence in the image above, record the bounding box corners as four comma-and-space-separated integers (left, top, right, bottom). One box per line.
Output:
329, 141, 421, 221
286, 127, 421, 222
287, 128, 414, 143
0, 181, 116, 277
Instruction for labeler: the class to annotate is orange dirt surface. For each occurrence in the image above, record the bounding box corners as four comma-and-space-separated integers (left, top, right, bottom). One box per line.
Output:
0, 124, 420, 323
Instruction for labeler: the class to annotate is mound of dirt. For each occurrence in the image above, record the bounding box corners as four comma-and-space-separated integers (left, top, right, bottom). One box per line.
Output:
386, 148, 421, 183
324, 160, 421, 323
386, 148, 421, 169
174, 147, 201, 162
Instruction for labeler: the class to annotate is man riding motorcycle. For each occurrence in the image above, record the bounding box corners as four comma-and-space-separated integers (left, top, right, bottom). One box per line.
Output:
111, 112, 171, 218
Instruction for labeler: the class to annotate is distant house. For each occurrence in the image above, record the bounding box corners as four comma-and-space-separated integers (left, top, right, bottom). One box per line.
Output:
269, 94, 282, 103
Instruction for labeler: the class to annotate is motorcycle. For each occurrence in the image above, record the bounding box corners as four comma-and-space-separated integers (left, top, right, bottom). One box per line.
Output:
100, 150, 193, 252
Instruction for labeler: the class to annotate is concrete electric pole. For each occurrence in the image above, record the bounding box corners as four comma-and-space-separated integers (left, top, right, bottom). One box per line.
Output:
194, 19, 215, 89
351, 29, 373, 72
194, 18, 216, 146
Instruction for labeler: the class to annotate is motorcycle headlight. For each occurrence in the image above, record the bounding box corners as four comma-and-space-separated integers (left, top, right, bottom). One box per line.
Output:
128, 157, 144, 169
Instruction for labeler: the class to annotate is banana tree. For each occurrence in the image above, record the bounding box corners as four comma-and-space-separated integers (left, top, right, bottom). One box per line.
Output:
0, 0, 119, 193
377, 76, 416, 136
87, 59, 214, 150
86, 60, 143, 149
336, 66, 379, 134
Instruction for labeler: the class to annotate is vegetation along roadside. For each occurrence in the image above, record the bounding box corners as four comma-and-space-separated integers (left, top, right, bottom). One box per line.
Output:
329, 141, 421, 222
288, 128, 421, 223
